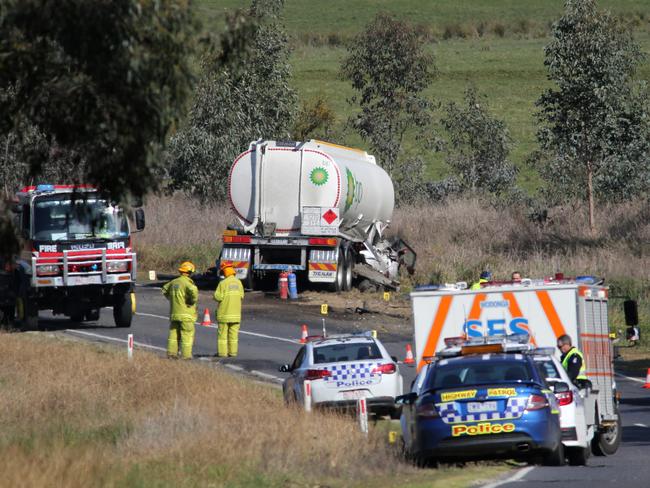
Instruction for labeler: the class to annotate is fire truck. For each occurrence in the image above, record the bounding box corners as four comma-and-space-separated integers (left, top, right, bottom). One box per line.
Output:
3, 184, 144, 330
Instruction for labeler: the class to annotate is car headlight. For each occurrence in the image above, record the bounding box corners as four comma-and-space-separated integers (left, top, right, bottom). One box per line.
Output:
36, 264, 60, 276
107, 261, 129, 273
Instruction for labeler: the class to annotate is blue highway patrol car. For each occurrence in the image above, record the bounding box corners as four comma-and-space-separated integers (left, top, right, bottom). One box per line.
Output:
399, 336, 563, 465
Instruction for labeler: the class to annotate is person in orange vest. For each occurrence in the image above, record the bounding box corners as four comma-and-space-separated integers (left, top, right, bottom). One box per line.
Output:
214, 262, 245, 357
162, 261, 198, 359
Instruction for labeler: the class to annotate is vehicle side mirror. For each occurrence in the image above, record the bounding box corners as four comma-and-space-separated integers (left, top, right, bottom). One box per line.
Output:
552, 381, 570, 394
391, 355, 398, 363
134, 208, 145, 232
279, 364, 291, 373
396, 392, 418, 405
624, 300, 638, 326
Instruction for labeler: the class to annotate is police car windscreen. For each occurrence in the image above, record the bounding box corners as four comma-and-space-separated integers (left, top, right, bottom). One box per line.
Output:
313, 342, 382, 363
428, 360, 533, 389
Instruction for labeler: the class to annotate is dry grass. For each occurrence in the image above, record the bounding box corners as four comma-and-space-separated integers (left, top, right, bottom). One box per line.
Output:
391, 198, 650, 286
0, 333, 508, 487
138, 194, 650, 285
4, 333, 496, 487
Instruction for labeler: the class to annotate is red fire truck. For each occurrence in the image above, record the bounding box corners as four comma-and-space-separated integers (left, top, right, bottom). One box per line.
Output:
2, 184, 144, 330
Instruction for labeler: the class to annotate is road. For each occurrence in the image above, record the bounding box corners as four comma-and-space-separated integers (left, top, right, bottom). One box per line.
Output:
491, 372, 650, 488
35, 284, 650, 486
40, 283, 418, 387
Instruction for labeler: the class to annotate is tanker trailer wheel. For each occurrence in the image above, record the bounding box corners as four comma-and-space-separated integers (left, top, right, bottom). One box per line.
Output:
330, 250, 346, 292
342, 248, 353, 291
114, 292, 133, 328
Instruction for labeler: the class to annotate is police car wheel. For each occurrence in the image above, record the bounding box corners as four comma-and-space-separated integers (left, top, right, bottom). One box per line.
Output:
542, 442, 565, 466
567, 445, 590, 466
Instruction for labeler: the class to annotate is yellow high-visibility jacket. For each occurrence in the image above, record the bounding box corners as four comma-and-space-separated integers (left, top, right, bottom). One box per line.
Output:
162, 274, 198, 322
214, 275, 244, 323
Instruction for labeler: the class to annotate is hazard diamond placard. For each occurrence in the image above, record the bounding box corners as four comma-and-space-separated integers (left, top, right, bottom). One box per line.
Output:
301, 206, 340, 235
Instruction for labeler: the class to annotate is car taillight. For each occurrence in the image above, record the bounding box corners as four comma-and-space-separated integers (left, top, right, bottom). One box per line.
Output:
305, 369, 331, 381
371, 363, 396, 374
555, 390, 573, 407
308, 238, 337, 246
416, 402, 439, 418
223, 235, 252, 244
36, 264, 60, 276
525, 394, 550, 411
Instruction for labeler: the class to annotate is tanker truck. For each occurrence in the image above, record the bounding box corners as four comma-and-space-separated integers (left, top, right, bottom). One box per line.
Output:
219, 140, 416, 291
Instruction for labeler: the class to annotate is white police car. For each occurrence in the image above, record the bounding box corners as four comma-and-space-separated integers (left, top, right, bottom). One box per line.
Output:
280, 333, 404, 417
532, 351, 598, 465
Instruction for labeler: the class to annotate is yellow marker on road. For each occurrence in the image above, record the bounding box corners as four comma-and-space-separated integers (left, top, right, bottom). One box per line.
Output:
321, 303, 328, 315
388, 431, 397, 444
383, 291, 390, 301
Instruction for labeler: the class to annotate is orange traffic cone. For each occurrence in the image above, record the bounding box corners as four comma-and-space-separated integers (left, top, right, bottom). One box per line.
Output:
201, 308, 212, 327
299, 324, 309, 343
643, 368, 650, 389
403, 344, 415, 365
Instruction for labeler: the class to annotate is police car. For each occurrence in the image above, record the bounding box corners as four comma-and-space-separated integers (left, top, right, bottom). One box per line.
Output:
280, 333, 404, 417
532, 351, 596, 465
398, 335, 564, 465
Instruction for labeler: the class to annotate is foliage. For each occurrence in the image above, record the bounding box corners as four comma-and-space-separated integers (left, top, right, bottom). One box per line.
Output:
167, 0, 297, 202
292, 97, 336, 141
441, 86, 516, 195
535, 0, 650, 232
341, 13, 435, 204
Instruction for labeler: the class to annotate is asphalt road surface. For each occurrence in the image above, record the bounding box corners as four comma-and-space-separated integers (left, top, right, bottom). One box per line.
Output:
35, 284, 650, 486
40, 284, 419, 387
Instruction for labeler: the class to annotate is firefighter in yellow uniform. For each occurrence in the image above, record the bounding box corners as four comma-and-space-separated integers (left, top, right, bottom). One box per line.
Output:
214, 262, 245, 357
162, 261, 198, 359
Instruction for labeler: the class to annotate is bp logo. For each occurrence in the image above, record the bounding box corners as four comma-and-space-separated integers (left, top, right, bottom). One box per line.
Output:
310, 167, 329, 186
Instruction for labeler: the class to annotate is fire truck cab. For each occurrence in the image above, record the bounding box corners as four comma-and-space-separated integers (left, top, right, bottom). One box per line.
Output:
6, 184, 144, 329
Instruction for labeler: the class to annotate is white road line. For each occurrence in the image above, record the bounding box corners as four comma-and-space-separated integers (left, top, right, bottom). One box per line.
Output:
481, 466, 534, 488
64, 329, 167, 352
136, 312, 299, 344
634, 423, 648, 428
615, 372, 646, 384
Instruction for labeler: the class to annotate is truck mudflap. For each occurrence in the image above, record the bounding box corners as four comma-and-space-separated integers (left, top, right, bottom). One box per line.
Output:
31, 249, 136, 287
220, 247, 251, 279
308, 249, 338, 283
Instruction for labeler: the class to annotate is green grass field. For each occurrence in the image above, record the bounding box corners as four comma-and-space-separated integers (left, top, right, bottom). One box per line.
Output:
195, 1, 650, 191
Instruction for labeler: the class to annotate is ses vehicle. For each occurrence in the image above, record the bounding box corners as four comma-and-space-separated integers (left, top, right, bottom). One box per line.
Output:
220, 140, 416, 291
398, 336, 564, 465
410, 276, 623, 457
4, 184, 144, 329
280, 332, 403, 417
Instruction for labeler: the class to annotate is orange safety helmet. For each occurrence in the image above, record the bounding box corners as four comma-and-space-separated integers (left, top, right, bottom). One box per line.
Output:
220, 261, 235, 277
178, 261, 196, 274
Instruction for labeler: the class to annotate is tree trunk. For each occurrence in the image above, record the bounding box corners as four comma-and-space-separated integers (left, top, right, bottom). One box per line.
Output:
587, 160, 596, 235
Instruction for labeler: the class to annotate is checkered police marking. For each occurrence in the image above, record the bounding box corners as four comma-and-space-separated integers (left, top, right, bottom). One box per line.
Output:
437, 397, 528, 423
323, 362, 381, 389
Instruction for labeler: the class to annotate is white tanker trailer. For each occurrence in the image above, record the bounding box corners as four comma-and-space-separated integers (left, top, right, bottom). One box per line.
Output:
219, 140, 416, 291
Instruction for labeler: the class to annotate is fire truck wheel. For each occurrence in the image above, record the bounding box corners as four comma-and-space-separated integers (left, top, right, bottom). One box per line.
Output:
85, 309, 100, 321
113, 293, 132, 328
16, 295, 39, 331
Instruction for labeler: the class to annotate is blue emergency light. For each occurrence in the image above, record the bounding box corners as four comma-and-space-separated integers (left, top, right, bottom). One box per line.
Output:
36, 184, 55, 192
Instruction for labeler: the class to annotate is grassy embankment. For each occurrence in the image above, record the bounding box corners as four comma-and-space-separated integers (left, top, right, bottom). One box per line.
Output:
0, 333, 507, 487
196, 0, 650, 190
